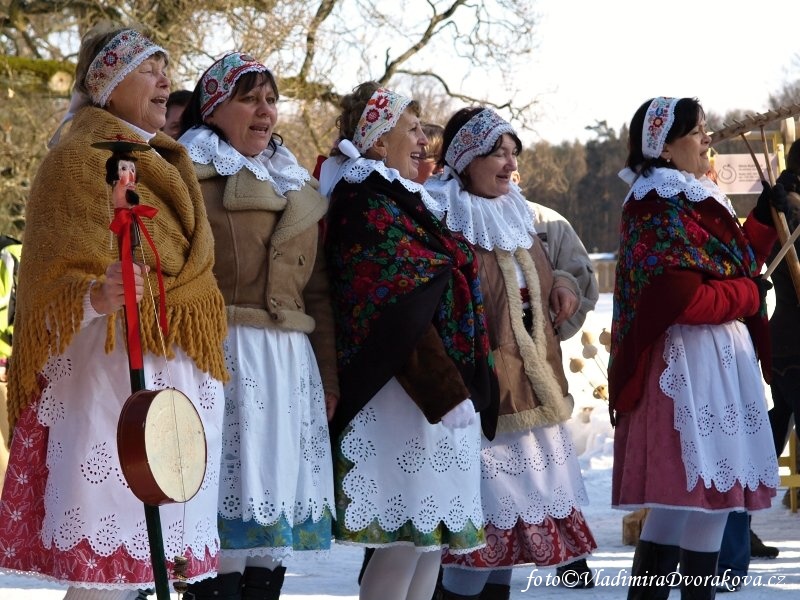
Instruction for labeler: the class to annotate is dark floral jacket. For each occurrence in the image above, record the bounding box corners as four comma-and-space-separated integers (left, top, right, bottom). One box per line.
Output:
324, 172, 498, 438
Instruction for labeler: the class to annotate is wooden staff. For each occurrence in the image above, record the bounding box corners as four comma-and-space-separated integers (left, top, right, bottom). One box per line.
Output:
98, 139, 203, 599
97, 140, 172, 600
764, 223, 800, 279
711, 106, 800, 299
736, 130, 800, 299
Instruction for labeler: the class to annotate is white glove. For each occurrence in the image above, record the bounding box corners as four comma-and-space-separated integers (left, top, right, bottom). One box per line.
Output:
441, 399, 476, 429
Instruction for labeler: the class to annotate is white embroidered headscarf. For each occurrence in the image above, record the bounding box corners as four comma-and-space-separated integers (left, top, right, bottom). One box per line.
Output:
444, 108, 514, 174
198, 51, 270, 119
642, 97, 679, 159
319, 86, 418, 198
424, 108, 535, 250
351, 87, 412, 154
179, 51, 308, 195
49, 29, 167, 148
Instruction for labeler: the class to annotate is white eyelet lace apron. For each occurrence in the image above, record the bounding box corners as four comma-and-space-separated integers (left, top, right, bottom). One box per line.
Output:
336, 376, 485, 553
660, 322, 780, 493
479, 424, 589, 528
216, 325, 334, 559
0, 316, 223, 588
424, 175, 596, 568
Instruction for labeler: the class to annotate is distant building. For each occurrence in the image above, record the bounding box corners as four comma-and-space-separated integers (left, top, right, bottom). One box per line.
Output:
589, 253, 616, 293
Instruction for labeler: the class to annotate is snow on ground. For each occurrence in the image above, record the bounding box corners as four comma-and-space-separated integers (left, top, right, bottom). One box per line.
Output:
3, 294, 799, 599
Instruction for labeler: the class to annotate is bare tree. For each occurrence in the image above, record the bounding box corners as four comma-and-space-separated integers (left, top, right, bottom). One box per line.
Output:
768, 52, 800, 108
0, 0, 541, 237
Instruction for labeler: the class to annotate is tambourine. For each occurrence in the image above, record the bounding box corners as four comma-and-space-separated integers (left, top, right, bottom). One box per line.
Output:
117, 388, 207, 506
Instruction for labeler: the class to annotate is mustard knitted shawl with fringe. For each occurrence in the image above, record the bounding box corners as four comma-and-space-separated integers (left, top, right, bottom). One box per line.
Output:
7, 107, 228, 432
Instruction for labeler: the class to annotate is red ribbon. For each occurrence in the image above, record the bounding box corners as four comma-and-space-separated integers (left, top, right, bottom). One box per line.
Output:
109, 205, 169, 370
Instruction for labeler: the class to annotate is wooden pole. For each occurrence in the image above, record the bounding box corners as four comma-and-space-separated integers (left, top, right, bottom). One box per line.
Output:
740, 132, 800, 300
759, 127, 800, 299
122, 208, 171, 600
98, 142, 172, 600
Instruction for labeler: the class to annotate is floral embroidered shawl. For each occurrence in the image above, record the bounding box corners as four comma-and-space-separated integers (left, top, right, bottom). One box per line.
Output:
324, 172, 496, 437
608, 188, 770, 418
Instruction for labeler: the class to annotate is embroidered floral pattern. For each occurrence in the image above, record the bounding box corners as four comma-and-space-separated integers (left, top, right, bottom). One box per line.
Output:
0, 403, 216, 586
217, 507, 333, 558
642, 97, 678, 159
444, 108, 515, 174
199, 52, 269, 119
327, 174, 490, 373
352, 88, 412, 153
611, 191, 757, 370
442, 508, 596, 568
86, 29, 166, 107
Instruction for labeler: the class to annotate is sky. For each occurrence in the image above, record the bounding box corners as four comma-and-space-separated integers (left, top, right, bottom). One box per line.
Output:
3, 294, 799, 598
525, 0, 800, 145
140, 0, 800, 149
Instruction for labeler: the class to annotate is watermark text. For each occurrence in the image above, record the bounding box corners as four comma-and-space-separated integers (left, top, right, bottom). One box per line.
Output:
520, 568, 786, 591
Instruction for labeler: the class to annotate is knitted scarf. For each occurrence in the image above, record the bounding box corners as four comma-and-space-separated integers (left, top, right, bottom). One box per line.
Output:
608, 189, 769, 419
325, 172, 495, 438
7, 107, 228, 431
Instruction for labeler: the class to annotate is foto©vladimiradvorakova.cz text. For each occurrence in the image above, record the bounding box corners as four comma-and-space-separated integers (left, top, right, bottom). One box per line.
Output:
520, 568, 787, 591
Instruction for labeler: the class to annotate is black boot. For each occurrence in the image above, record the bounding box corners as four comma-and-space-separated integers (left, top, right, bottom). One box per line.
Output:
185, 572, 242, 600
556, 558, 595, 589
358, 547, 375, 585
432, 587, 481, 600
431, 576, 480, 600
479, 582, 510, 599
241, 565, 286, 600
679, 549, 719, 600
627, 540, 681, 599
749, 529, 779, 558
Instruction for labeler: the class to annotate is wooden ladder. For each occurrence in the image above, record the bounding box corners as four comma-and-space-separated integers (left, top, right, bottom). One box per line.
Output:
779, 431, 800, 513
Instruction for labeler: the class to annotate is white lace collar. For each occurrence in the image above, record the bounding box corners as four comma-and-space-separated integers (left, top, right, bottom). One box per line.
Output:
178, 126, 309, 196
423, 174, 537, 251
317, 154, 439, 206
619, 166, 735, 217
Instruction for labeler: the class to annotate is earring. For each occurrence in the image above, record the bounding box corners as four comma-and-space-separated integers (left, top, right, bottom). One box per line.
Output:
666, 157, 671, 164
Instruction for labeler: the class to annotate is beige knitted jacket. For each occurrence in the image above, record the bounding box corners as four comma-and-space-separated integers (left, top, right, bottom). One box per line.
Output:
7, 107, 228, 431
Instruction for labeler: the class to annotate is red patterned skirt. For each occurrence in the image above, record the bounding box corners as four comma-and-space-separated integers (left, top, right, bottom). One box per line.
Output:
441, 507, 596, 569
0, 401, 217, 588
441, 423, 597, 569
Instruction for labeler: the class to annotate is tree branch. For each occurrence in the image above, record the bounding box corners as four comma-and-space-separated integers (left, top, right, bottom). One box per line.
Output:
380, 0, 466, 83
298, 0, 337, 82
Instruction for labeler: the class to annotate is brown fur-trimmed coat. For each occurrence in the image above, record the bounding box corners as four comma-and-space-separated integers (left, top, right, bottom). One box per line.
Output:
196, 162, 339, 398
475, 240, 577, 433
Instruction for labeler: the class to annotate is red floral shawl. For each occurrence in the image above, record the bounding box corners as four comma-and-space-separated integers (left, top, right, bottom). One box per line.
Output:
609, 190, 771, 421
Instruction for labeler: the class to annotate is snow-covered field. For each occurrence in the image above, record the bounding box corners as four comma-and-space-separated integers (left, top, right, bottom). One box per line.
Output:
3, 294, 799, 599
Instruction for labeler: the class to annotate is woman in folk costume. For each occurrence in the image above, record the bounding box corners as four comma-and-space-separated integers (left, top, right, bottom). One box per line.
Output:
609, 97, 782, 599
0, 23, 228, 600
423, 107, 597, 600
318, 81, 498, 600
178, 51, 337, 600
